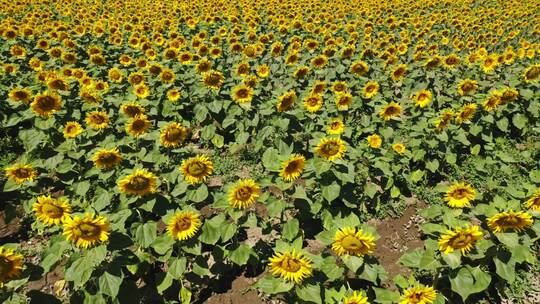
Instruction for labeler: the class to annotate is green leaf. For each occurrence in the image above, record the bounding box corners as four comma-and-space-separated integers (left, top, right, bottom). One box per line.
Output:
496, 233, 519, 249
134, 222, 157, 248
99, 271, 123, 298
282, 219, 300, 241
450, 266, 491, 301
191, 184, 208, 203
296, 283, 322, 304
364, 182, 378, 199
320, 256, 344, 281
156, 273, 174, 294
257, 276, 293, 294
426, 159, 439, 173
373, 287, 400, 303
410, 169, 424, 183
168, 257, 187, 279
220, 222, 237, 242
199, 221, 221, 245
322, 182, 340, 202
65, 245, 107, 287
418, 249, 441, 270
341, 256, 364, 273
496, 117, 509, 132
512, 114, 527, 129
73, 181, 90, 197
229, 244, 253, 266
494, 256, 515, 283
180, 286, 192, 304
40, 239, 70, 272
441, 251, 461, 269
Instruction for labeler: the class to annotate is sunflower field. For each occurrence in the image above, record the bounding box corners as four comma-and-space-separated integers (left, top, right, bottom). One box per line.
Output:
1, 0, 540, 303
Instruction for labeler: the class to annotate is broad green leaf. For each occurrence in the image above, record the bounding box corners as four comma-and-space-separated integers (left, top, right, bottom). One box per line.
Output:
296, 283, 322, 304
229, 244, 253, 266
99, 271, 123, 298
134, 222, 157, 248
257, 276, 293, 295
322, 182, 340, 202
282, 219, 300, 241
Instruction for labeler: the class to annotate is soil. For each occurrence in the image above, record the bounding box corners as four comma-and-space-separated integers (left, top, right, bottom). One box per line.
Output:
203, 275, 263, 304
0, 210, 22, 240
368, 198, 427, 286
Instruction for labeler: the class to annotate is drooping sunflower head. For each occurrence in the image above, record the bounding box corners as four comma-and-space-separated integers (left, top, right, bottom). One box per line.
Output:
457, 79, 478, 96
231, 84, 254, 104
0, 247, 24, 287
276, 91, 297, 112
379, 102, 402, 120
335, 92, 353, 111
525, 189, 540, 211
121, 103, 145, 118
8, 88, 32, 103
363, 81, 379, 99
63, 121, 83, 139
33, 195, 72, 226
63, 214, 110, 249
202, 70, 224, 90
118, 169, 158, 196
400, 285, 437, 304
444, 182, 476, 208
314, 137, 346, 161
5, 164, 37, 184
268, 249, 312, 284
85, 111, 110, 130
343, 291, 369, 304
455, 103, 477, 124
487, 210, 533, 233
228, 179, 260, 209
160, 122, 188, 148
279, 154, 305, 182
332, 227, 376, 257
414, 89, 432, 108
303, 94, 323, 113
327, 118, 345, 135
166, 210, 202, 241
92, 148, 122, 169
438, 225, 483, 254
30, 91, 62, 117
393, 143, 406, 155
126, 114, 151, 137
180, 155, 214, 184
367, 134, 382, 149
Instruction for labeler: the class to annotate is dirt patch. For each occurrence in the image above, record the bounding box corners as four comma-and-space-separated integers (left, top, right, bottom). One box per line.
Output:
204, 275, 263, 304
0, 210, 21, 239
368, 198, 427, 286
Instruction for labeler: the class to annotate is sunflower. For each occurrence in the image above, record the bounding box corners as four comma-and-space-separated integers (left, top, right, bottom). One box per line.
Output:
107, 67, 124, 83
8, 88, 32, 103
379, 102, 402, 120
350, 60, 369, 76
85, 111, 109, 130
30, 91, 62, 117
33, 195, 72, 226
47, 77, 70, 91
167, 89, 182, 102
331, 81, 348, 94
134, 83, 150, 99
276, 91, 297, 112
293, 66, 310, 79
128, 72, 144, 86
457, 79, 478, 96
499, 87, 519, 105
167, 210, 202, 240
367, 134, 382, 149
393, 143, 406, 155
228, 179, 260, 209
314, 137, 346, 161
160, 122, 187, 148
525, 189, 540, 211
523, 64, 540, 83
126, 114, 151, 137
327, 118, 345, 135
63, 121, 83, 139
0, 247, 24, 287
202, 70, 224, 90
121, 103, 145, 118
311, 81, 326, 95
343, 291, 369, 304
332, 227, 376, 256
5, 164, 37, 184
268, 250, 312, 284
63, 214, 110, 249
335, 92, 353, 111
363, 81, 379, 99
487, 211, 533, 233
231, 84, 254, 104
434, 110, 454, 132
455, 103, 477, 124
444, 183, 475, 208
311, 54, 328, 69
92, 148, 122, 169
443, 54, 460, 69
413, 90, 432, 108
303, 94, 323, 113
400, 285, 437, 304
118, 169, 157, 196
279, 154, 305, 182
482, 55, 499, 73
391, 64, 407, 81
257, 65, 270, 78
180, 155, 214, 184
483, 90, 502, 111
438, 225, 483, 254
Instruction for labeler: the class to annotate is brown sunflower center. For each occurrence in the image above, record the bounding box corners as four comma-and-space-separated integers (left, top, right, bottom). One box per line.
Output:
341, 235, 364, 251
166, 128, 184, 141
0, 257, 13, 275
129, 176, 150, 191
13, 168, 32, 179
384, 106, 400, 116
78, 223, 100, 238
408, 291, 425, 303
132, 119, 147, 131
91, 115, 105, 124
525, 68, 540, 80
100, 153, 119, 165
280, 257, 301, 273
449, 232, 473, 248
187, 162, 206, 177
366, 85, 376, 93
37, 96, 57, 111
322, 142, 339, 156
497, 216, 520, 227
14, 91, 28, 100
451, 188, 469, 199
42, 203, 64, 218
235, 186, 253, 201
285, 161, 298, 172
236, 88, 249, 99
175, 217, 191, 232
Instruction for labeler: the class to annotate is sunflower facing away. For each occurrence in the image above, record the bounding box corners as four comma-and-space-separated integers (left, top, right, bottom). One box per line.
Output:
167, 210, 202, 241
487, 211, 533, 233
332, 227, 376, 256
86, 111, 110, 130
92, 148, 122, 169
314, 137, 346, 161
434, 110, 454, 132
0, 247, 24, 287
400, 285, 437, 304
63, 214, 110, 249
343, 291, 369, 304
268, 249, 312, 284
126, 114, 151, 137
5, 164, 37, 184
279, 154, 305, 182
525, 189, 540, 211
180, 155, 214, 184
63, 121, 83, 139
444, 182, 476, 208
367, 134, 382, 149
33, 195, 72, 226
228, 179, 260, 209
160, 122, 188, 148
438, 225, 483, 254
379, 102, 402, 120
30, 91, 62, 117
118, 169, 158, 196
